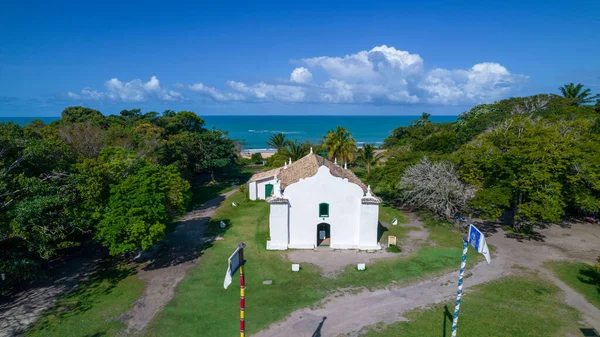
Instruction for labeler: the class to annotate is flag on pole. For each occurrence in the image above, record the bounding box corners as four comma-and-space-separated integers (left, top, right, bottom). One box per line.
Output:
468, 224, 491, 264
224, 246, 242, 289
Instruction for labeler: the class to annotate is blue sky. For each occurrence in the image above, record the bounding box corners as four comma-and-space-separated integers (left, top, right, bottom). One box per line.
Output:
1, 0, 599, 116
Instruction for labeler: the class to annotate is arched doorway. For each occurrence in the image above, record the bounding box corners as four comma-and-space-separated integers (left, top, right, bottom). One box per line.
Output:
317, 223, 331, 247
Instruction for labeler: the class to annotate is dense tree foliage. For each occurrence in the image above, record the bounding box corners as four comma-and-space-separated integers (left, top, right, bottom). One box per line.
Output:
0, 108, 237, 292
372, 85, 600, 231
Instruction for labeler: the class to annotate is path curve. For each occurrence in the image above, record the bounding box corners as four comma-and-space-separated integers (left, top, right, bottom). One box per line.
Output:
121, 189, 238, 332
253, 221, 600, 337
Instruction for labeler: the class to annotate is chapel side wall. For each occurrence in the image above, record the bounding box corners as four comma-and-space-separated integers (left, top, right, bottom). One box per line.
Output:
285, 166, 363, 249
256, 177, 278, 200
358, 203, 380, 249
267, 202, 289, 250
249, 181, 258, 200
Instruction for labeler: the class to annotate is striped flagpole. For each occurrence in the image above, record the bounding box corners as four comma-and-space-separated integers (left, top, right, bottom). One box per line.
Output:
451, 239, 468, 337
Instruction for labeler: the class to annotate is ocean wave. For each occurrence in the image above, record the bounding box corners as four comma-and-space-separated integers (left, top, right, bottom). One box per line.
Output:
248, 129, 304, 135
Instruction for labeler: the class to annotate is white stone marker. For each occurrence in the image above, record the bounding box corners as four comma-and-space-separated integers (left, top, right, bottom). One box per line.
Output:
292, 264, 300, 272
357, 263, 366, 271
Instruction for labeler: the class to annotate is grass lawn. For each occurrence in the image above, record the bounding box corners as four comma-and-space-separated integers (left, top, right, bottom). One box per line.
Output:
548, 261, 600, 310
144, 192, 478, 337
358, 275, 581, 337
25, 263, 143, 337
378, 203, 419, 247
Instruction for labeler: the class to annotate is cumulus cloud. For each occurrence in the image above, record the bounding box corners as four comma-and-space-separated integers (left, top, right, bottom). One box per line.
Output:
67, 46, 527, 105
303, 45, 424, 81
419, 63, 527, 104
68, 76, 183, 102
290, 67, 313, 83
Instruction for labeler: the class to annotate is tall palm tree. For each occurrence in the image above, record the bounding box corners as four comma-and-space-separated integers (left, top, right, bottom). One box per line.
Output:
356, 144, 384, 174
279, 139, 309, 161
267, 133, 287, 150
559, 83, 599, 106
416, 112, 432, 126
323, 126, 358, 164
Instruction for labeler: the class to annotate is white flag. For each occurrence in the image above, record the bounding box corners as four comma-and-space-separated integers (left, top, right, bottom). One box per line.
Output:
223, 259, 233, 289
468, 224, 491, 264
223, 246, 241, 289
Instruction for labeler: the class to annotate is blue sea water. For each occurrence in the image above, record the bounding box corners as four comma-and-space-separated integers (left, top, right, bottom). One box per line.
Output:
1, 115, 457, 149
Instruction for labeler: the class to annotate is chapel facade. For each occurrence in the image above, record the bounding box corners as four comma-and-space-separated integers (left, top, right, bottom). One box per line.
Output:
247, 151, 381, 250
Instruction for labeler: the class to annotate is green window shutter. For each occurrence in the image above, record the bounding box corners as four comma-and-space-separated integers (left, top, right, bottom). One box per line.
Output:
319, 203, 329, 217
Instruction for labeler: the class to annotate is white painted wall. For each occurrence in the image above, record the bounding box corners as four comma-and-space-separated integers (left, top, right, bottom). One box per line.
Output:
249, 176, 278, 200
256, 177, 278, 200
358, 203, 380, 249
249, 181, 258, 200
266, 201, 289, 250
284, 166, 366, 249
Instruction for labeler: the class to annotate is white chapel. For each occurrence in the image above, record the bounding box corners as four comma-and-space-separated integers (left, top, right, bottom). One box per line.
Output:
247, 150, 381, 250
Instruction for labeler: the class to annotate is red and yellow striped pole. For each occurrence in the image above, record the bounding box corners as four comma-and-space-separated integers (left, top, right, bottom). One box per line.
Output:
239, 244, 246, 337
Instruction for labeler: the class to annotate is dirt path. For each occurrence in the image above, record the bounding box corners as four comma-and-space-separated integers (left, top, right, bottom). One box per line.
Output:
253, 220, 600, 337
399, 212, 429, 253
120, 189, 238, 333
0, 249, 103, 337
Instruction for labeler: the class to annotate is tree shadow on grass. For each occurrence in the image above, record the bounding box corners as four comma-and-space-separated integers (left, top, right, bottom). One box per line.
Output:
188, 165, 254, 210
26, 260, 135, 334
578, 266, 600, 295
144, 217, 232, 271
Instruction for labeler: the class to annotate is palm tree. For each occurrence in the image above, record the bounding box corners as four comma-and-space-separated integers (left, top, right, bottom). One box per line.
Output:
323, 126, 358, 164
356, 144, 383, 174
558, 83, 600, 106
415, 112, 432, 126
279, 139, 309, 161
267, 133, 287, 150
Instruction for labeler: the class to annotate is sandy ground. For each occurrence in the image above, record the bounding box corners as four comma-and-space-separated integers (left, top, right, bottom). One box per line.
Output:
286, 214, 429, 278
120, 189, 238, 332
253, 220, 600, 337
240, 151, 275, 159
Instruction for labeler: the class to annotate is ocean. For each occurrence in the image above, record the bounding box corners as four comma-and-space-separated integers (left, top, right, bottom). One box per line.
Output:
1, 115, 457, 150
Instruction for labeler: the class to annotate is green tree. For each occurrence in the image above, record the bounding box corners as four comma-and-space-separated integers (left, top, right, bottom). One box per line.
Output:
456, 116, 590, 231
558, 83, 600, 106
266, 133, 288, 150
415, 112, 432, 126
61, 106, 104, 124
95, 164, 190, 255
278, 139, 309, 162
356, 144, 383, 174
197, 130, 239, 182
323, 126, 358, 164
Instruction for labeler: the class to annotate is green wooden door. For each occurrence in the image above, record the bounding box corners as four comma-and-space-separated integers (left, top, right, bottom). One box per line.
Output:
265, 184, 274, 198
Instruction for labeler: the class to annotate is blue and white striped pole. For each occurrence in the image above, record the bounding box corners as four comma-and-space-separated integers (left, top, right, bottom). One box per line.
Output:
451, 239, 468, 337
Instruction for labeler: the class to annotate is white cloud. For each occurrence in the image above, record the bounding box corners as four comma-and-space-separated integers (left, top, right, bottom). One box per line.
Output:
68, 76, 183, 102
290, 67, 313, 83
303, 45, 423, 81
67, 46, 527, 106
419, 63, 528, 104
227, 81, 306, 102
189, 82, 245, 101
